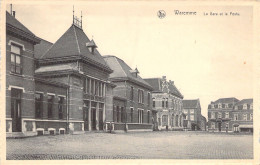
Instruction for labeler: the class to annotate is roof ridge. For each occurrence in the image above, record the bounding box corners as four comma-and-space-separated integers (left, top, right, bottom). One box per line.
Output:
73, 25, 81, 55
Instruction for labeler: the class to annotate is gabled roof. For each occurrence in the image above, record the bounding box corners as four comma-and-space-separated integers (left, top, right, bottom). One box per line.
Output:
6, 11, 40, 44
235, 99, 253, 106
103, 55, 153, 90
183, 99, 199, 109
144, 78, 183, 98
40, 25, 111, 71
6, 11, 34, 36
211, 97, 239, 104
34, 39, 53, 59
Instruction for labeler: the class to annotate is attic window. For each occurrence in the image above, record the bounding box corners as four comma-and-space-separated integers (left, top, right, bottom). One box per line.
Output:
86, 40, 97, 54
130, 67, 139, 78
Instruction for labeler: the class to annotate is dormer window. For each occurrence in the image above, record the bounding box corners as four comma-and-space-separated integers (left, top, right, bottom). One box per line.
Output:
86, 40, 97, 54
130, 68, 139, 78
225, 104, 229, 108
218, 103, 222, 109
250, 104, 253, 109
243, 104, 247, 110
211, 104, 214, 109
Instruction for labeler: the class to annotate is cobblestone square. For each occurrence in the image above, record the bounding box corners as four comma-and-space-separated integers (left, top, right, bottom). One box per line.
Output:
6, 131, 253, 159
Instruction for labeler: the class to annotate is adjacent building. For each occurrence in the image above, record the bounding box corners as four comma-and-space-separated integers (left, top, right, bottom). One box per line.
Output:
144, 76, 185, 131
182, 99, 202, 131
103, 56, 155, 131
208, 97, 253, 132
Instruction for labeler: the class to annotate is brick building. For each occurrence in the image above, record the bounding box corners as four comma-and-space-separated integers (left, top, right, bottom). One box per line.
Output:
144, 76, 185, 131
200, 115, 207, 131
208, 98, 253, 132
103, 56, 155, 131
182, 99, 202, 131
6, 9, 115, 137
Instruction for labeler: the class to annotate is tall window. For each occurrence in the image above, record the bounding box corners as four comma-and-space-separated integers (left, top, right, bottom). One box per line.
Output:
113, 106, 116, 122
218, 103, 222, 109
190, 109, 194, 114
190, 115, 194, 121
243, 104, 247, 110
218, 112, 222, 118
48, 95, 54, 118
95, 81, 99, 96
166, 98, 168, 108
130, 108, 134, 123
234, 114, 238, 121
211, 122, 215, 129
250, 104, 253, 109
152, 98, 155, 108
11, 88, 22, 132
138, 109, 143, 123
130, 86, 134, 101
225, 112, 229, 118
162, 98, 165, 108
147, 93, 150, 106
58, 96, 64, 119
86, 78, 90, 93
121, 107, 124, 123
243, 114, 247, 121
250, 113, 253, 120
211, 112, 215, 119
116, 106, 120, 123
11, 44, 22, 74
162, 115, 168, 126
91, 79, 95, 94
138, 89, 144, 103
147, 111, 150, 123
35, 93, 43, 118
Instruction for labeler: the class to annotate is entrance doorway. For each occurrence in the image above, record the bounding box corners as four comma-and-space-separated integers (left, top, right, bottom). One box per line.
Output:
83, 101, 89, 131
218, 122, 222, 132
91, 102, 97, 130
11, 88, 22, 132
98, 103, 104, 130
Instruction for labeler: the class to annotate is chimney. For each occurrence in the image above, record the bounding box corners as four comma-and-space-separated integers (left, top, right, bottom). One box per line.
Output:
162, 76, 166, 80
13, 11, 16, 17
169, 80, 174, 84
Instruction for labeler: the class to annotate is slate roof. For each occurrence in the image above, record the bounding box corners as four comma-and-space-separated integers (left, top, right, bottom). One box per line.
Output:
34, 39, 53, 59
6, 11, 40, 44
211, 97, 239, 104
183, 99, 199, 109
235, 99, 253, 106
103, 55, 153, 90
40, 24, 111, 71
144, 78, 183, 98
6, 11, 35, 36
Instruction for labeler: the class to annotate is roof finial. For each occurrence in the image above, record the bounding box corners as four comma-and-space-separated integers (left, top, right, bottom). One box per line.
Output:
81, 11, 82, 28
73, 5, 74, 24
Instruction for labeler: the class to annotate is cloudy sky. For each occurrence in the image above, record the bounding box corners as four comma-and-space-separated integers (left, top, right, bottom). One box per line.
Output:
6, 2, 253, 118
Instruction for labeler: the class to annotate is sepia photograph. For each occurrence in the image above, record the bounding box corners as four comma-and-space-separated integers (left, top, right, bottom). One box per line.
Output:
1, 0, 259, 164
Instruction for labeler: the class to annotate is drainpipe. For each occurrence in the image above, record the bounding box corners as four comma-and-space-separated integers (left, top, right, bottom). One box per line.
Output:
66, 74, 70, 133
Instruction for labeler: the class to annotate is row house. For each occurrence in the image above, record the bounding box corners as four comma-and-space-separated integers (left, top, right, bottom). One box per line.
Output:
182, 99, 202, 131
208, 97, 253, 132
103, 56, 156, 131
144, 76, 185, 131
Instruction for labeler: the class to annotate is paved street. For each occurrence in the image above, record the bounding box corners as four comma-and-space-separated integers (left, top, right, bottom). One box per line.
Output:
6, 131, 253, 159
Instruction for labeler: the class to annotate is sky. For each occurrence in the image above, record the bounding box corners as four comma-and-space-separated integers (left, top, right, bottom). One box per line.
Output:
5, 2, 253, 118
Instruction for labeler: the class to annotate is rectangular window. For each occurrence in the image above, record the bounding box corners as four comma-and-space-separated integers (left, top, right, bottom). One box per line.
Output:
190, 109, 194, 114
162, 98, 165, 108
218, 112, 222, 118
86, 78, 90, 93
130, 86, 134, 101
138, 89, 144, 103
130, 108, 134, 123
243, 114, 247, 121
153, 98, 155, 108
166, 98, 168, 108
211, 122, 215, 129
95, 81, 99, 96
162, 115, 168, 126
250, 113, 253, 120
148, 93, 150, 106
225, 112, 229, 118
190, 115, 194, 121
183, 109, 188, 114
211, 112, 215, 119
48, 95, 54, 118
10, 45, 22, 74
91, 79, 95, 94
113, 106, 116, 122
147, 111, 150, 123
35, 93, 43, 118
234, 114, 238, 121
58, 96, 64, 119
